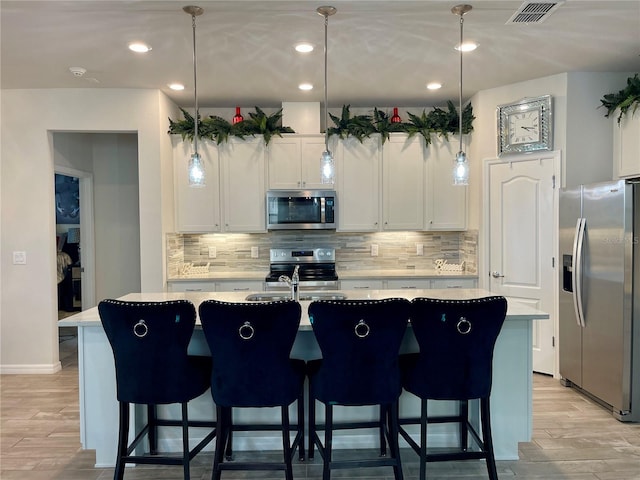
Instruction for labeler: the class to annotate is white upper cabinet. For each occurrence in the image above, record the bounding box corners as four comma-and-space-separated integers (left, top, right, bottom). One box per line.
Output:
613, 111, 640, 179
382, 134, 425, 231
424, 135, 467, 230
337, 137, 380, 231
219, 138, 267, 232
173, 137, 221, 233
267, 135, 329, 190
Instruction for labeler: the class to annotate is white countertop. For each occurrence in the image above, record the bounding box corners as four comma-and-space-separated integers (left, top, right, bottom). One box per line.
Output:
60, 289, 547, 330
167, 269, 478, 282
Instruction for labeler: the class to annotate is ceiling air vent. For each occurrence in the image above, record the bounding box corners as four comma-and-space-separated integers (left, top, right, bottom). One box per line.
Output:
506, 1, 564, 24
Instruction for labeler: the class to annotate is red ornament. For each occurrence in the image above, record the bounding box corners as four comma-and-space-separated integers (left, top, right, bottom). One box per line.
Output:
232, 106, 244, 124
391, 107, 401, 123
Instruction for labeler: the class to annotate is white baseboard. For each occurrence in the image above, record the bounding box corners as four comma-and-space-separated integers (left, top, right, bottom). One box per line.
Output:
0, 361, 62, 374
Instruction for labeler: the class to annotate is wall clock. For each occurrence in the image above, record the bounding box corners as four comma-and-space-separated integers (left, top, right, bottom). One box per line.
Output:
497, 95, 552, 156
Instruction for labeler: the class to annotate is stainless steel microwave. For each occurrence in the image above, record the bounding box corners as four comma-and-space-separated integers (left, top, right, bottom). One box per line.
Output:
266, 190, 336, 230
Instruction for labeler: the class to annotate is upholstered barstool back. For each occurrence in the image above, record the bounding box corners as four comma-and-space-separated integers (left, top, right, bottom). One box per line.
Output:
307, 298, 411, 480
399, 296, 507, 480
198, 299, 305, 480
98, 299, 216, 480
404, 296, 507, 401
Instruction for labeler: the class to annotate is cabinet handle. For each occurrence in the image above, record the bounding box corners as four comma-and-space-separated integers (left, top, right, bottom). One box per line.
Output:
353, 286, 371, 289
302, 181, 306, 187
446, 285, 462, 288
233, 287, 250, 291
400, 286, 417, 289
185, 288, 203, 292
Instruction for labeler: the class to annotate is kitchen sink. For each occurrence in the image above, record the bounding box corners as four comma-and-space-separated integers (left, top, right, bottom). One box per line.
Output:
245, 292, 347, 302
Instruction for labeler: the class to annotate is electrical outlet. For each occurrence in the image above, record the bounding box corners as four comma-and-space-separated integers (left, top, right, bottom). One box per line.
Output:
12, 251, 27, 265
371, 244, 379, 257
251, 246, 259, 259
208, 246, 217, 259
416, 243, 424, 256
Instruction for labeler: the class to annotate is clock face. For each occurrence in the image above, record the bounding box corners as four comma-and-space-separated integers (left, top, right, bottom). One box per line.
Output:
497, 95, 552, 156
508, 111, 540, 145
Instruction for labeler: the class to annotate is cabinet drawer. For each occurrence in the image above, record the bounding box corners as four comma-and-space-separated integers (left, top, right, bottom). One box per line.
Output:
385, 279, 432, 290
167, 281, 215, 293
430, 278, 477, 289
340, 279, 384, 290
214, 281, 264, 292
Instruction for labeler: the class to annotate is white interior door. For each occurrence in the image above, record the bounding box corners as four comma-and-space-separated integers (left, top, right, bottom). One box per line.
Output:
487, 153, 559, 375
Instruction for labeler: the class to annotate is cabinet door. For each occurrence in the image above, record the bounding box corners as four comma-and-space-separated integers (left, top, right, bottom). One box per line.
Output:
173, 138, 221, 232
220, 138, 266, 232
614, 112, 640, 179
425, 136, 467, 230
431, 278, 477, 289
267, 137, 302, 189
215, 280, 264, 292
337, 137, 380, 231
382, 135, 425, 230
300, 136, 330, 189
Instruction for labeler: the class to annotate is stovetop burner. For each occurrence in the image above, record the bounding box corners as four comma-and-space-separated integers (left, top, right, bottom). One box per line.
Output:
266, 247, 337, 284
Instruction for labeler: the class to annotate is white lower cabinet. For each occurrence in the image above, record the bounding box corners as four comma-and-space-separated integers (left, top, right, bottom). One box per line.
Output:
214, 280, 264, 292
168, 281, 216, 293
431, 278, 477, 289
340, 279, 384, 290
173, 137, 221, 233
385, 278, 432, 290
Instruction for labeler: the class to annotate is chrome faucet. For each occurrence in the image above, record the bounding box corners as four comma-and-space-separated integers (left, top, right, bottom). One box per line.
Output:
278, 265, 300, 301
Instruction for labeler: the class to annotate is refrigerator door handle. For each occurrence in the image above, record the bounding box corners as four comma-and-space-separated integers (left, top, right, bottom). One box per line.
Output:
572, 217, 587, 328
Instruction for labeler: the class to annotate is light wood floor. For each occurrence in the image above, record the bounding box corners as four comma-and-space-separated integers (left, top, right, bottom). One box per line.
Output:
1, 332, 639, 480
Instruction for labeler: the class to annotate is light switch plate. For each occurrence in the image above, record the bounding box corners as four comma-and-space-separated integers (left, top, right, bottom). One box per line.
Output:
251, 246, 259, 259
371, 244, 379, 257
12, 251, 27, 265
208, 246, 217, 259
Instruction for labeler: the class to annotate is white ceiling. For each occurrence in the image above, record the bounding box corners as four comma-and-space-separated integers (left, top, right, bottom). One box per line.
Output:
1, 1, 639, 110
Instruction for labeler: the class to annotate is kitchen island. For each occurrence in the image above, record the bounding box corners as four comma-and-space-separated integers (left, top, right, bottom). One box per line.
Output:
60, 289, 548, 468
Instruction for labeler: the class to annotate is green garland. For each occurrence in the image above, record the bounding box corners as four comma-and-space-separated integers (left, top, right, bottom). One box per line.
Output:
168, 102, 475, 146
600, 74, 640, 124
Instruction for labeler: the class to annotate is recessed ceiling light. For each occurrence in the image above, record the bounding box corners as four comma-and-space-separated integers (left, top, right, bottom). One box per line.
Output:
128, 42, 152, 53
295, 43, 314, 53
298, 83, 313, 91
169, 83, 185, 91
427, 82, 442, 90
455, 42, 477, 52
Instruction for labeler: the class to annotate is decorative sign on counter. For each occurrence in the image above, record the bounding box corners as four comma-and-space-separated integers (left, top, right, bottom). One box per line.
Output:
435, 259, 465, 273
180, 262, 210, 276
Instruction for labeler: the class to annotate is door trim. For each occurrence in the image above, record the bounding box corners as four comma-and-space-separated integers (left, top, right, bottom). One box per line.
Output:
482, 151, 562, 377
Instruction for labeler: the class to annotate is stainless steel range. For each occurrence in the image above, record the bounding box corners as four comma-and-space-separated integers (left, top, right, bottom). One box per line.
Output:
265, 247, 338, 291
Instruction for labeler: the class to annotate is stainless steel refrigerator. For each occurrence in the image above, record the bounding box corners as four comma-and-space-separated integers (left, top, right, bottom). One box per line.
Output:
559, 179, 640, 422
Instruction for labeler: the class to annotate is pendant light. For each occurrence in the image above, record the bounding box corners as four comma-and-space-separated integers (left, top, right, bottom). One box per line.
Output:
184, 5, 205, 187
317, 6, 337, 184
452, 4, 472, 186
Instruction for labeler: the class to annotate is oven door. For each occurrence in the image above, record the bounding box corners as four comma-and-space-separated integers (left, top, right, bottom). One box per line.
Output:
266, 190, 336, 230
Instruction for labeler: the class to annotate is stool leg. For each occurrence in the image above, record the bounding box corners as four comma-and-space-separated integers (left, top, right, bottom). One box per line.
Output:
281, 406, 294, 480
387, 402, 404, 480
459, 400, 469, 451
181, 402, 191, 480
308, 395, 316, 460
224, 408, 233, 460
148, 404, 157, 455
419, 399, 428, 480
212, 406, 228, 480
480, 398, 498, 480
297, 389, 305, 461
379, 404, 387, 457
114, 402, 129, 480
323, 404, 333, 480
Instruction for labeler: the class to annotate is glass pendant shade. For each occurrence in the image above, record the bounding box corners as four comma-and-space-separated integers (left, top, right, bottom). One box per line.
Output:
453, 151, 469, 185
320, 150, 335, 184
188, 152, 206, 187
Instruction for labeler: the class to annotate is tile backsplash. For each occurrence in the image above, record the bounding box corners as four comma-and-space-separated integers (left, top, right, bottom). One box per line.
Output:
167, 231, 477, 278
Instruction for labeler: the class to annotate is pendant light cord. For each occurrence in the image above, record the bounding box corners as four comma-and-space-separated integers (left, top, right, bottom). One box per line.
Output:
323, 12, 329, 152
458, 13, 464, 153
191, 12, 199, 156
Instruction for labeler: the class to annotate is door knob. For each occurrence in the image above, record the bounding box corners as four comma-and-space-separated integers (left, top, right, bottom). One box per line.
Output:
491, 271, 504, 278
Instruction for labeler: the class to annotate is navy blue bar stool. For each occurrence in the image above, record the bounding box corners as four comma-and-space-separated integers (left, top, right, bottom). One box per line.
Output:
98, 299, 216, 480
307, 298, 411, 480
198, 299, 305, 480
399, 296, 507, 480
